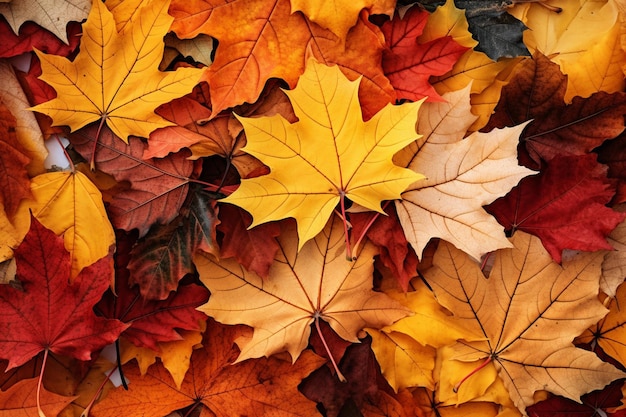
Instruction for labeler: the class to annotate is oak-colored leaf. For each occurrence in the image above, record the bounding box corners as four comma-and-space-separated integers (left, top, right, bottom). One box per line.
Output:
0, 216, 127, 370
411, 387, 502, 417
194, 214, 411, 363
91, 320, 325, 417
23, 170, 115, 278
425, 231, 625, 415
0, 0, 90, 44
0, 378, 75, 417
289, 0, 394, 40
602, 204, 626, 297
30, 0, 205, 143
394, 85, 534, 260
222, 58, 423, 249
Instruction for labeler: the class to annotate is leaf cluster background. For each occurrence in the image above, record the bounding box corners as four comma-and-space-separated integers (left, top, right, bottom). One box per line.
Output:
2, 0, 626, 416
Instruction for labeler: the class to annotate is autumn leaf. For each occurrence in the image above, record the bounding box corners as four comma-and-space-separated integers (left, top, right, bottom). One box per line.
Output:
424, 231, 625, 414
30, 0, 205, 143
394, 85, 534, 260
126, 186, 218, 299
0, 0, 89, 44
0, 103, 31, 218
91, 320, 325, 417
381, 5, 469, 103
484, 52, 626, 168
0, 378, 75, 417
485, 154, 626, 263
24, 170, 115, 278
96, 270, 209, 352
69, 124, 194, 237
0, 18, 81, 58
216, 204, 281, 279
289, 0, 394, 40
222, 58, 423, 250
0, 216, 127, 370
194, 214, 411, 363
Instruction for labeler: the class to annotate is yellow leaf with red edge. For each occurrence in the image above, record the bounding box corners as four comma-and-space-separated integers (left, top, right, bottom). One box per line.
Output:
29, 0, 205, 143
222, 58, 424, 249
21, 171, 114, 278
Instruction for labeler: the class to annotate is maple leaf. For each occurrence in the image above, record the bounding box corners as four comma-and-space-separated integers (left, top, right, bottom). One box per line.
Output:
0, 216, 127, 370
0, 0, 90, 44
91, 320, 325, 417
96, 270, 209, 352
424, 231, 625, 414
484, 52, 626, 168
0, 103, 31, 218
222, 58, 423, 250
194, 214, 411, 363
485, 154, 626, 263
30, 0, 205, 144
381, 5, 469, 103
394, 85, 534, 260
578, 281, 626, 370
69, 124, 194, 237
410, 386, 503, 417
126, 186, 218, 299
0, 378, 75, 417
289, 0, 394, 40
216, 204, 281, 279
24, 170, 115, 278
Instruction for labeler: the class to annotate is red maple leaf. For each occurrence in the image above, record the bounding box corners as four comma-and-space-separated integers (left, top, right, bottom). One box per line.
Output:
0, 17, 81, 58
381, 5, 468, 103
0, 216, 128, 370
485, 154, 625, 262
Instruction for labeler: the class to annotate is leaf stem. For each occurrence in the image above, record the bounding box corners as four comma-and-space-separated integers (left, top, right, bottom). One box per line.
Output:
54, 134, 75, 173
115, 339, 128, 390
314, 313, 346, 382
453, 355, 493, 393
80, 365, 118, 417
37, 348, 49, 417
91, 116, 107, 171
339, 191, 354, 261
352, 201, 391, 256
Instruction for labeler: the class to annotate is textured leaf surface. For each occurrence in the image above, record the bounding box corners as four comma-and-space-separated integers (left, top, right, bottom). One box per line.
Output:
194, 214, 411, 362
92, 320, 324, 417
222, 58, 423, 248
70, 125, 193, 237
0, 216, 127, 370
486, 155, 625, 263
395, 86, 533, 259
425, 232, 625, 414
0, 378, 75, 417
30, 0, 204, 142
0, 0, 90, 44
0, 103, 30, 218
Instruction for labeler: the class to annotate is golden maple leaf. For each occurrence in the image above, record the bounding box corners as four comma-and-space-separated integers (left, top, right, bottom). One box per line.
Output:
193, 214, 411, 365
29, 0, 205, 143
425, 231, 625, 415
222, 58, 424, 250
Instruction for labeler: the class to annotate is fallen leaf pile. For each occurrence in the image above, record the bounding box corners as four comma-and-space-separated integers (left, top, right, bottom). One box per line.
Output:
2, 0, 626, 416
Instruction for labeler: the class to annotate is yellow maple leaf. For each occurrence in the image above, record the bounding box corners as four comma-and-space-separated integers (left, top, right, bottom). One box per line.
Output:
193, 214, 411, 364
222, 58, 424, 250
29, 0, 205, 143
21, 171, 115, 278
425, 231, 625, 415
